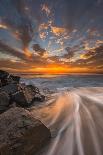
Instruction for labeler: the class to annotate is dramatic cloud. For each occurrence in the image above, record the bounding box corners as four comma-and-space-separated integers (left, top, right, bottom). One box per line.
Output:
0, 0, 103, 73
51, 26, 67, 36
33, 44, 46, 56
41, 4, 51, 16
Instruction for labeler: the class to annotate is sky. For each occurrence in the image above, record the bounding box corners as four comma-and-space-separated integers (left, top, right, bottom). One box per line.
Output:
0, 0, 103, 74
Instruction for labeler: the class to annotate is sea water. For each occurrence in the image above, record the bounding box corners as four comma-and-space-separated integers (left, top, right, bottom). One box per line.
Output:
22, 74, 103, 155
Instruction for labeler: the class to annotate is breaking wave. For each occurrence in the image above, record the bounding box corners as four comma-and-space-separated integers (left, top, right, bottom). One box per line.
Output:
32, 87, 103, 155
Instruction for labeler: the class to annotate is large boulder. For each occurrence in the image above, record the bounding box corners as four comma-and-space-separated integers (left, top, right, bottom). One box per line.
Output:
0, 91, 10, 114
0, 83, 45, 110
0, 107, 51, 155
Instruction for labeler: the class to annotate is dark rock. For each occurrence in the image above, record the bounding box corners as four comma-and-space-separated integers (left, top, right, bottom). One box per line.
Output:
0, 70, 20, 87
9, 75, 20, 84
0, 70, 9, 79
0, 91, 10, 114
1, 83, 19, 95
0, 107, 51, 155
0, 70, 45, 110
11, 91, 30, 107
0, 70, 9, 87
34, 94, 45, 102
11, 84, 45, 107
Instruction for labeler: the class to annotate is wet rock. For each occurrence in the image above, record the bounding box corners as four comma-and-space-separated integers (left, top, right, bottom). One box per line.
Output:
11, 84, 45, 107
9, 75, 20, 84
1, 83, 19, 95
0, 70, 9, 87
0, 107, 51, 155
0, 70, 20, 87
34, 93, 45, 102
11, 91, 30, 107
0, 70, 9, 79
0, 70, 46, 111
0, 91, 10, 114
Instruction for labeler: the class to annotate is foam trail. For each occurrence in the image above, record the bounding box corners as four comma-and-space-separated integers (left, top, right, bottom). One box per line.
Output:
35, 87, 103, 155
81, 103, 102, 155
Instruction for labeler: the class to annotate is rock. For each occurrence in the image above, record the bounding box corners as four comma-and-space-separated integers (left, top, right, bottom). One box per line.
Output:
0, 91, 10, 114
0, 107, 51, 155
34, 94, 45, 102
11, 91, 30, 107
9, 75, 20, 84
0, 70, 45, 110
0, 70, 9, 86
11, 84, 45, 107
0, 70, 9, 79
1, 83, 19, 95
0, 70, 20, 87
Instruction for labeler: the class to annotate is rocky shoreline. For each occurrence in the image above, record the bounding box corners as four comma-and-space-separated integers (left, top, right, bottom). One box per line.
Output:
0, 70, 51, 155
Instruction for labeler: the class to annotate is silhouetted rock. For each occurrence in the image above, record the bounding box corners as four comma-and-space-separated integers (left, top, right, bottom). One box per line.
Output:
0, 70, 9, 79
34, 93, 45, 102
0, 70, 46, 111
0, 107, 51, 155
0, 70, 20, 87
9, 75, 20, 83
0, 70, 9, 86
0, 91, 10, 114
1, 83, 19, 95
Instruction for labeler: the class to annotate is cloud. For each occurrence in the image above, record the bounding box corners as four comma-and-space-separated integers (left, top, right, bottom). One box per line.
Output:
41, 4, 51, 16
73, 45, 103, 68
39, 31, 47, 40
32, 44, 47, 56
51, 26, 66, 36
63, 46, 78, 60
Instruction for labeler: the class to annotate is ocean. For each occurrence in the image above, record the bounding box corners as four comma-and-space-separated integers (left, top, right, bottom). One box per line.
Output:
22, 74, 103, 91
22, 74, 103, 155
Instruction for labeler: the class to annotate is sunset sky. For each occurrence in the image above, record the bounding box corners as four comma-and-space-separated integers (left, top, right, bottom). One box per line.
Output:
0, 0, 103, 74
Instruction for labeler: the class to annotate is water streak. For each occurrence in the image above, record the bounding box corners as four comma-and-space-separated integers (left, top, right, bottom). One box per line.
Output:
34, 87, 103, 155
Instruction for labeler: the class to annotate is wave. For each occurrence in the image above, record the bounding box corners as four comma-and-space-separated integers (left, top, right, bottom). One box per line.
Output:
31, 87, 103, 155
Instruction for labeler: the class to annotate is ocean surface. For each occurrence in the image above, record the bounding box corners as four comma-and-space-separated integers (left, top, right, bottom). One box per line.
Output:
21, 74, 103, 91
22, 74, 103, 155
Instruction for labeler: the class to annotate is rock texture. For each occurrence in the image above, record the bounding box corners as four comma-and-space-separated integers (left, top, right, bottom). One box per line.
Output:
0, 70, 20, 86
0, 107, 51, 155
0, 91, 10, 114
0, 70, 45, 112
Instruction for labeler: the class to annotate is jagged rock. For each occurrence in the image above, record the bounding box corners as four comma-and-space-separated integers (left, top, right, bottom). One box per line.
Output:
11, 84, 45, 107
34, 93, 45, 102
0, 70, 9, 79
0, 107, 51, 155
0, 70, 9, 86
1, 83, 19, 95
9, 75, 20, 84
0, 70, 20, 87
0, 91, 10, 114
0, 70, 45, 111
11, 91, 30, 107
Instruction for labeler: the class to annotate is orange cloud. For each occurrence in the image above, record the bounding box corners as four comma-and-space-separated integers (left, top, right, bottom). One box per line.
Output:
51, 26, 66, 36
24, 47, 32, 58
39, 23, 49, 31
